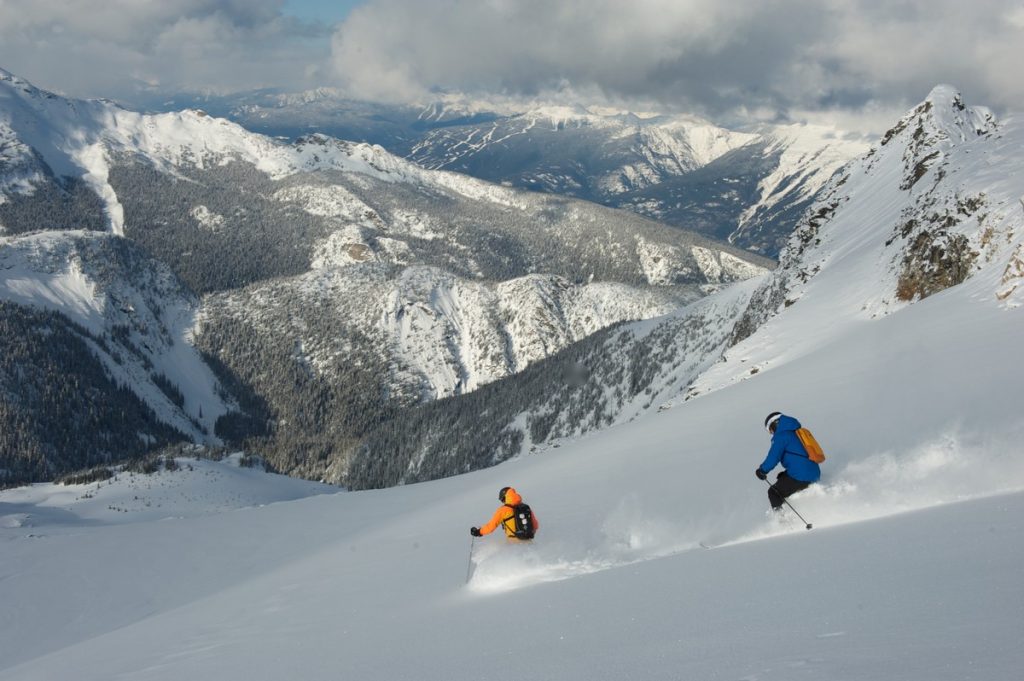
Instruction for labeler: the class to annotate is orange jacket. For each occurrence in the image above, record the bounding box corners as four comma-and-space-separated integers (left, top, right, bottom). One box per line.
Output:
478, 488, 540, 538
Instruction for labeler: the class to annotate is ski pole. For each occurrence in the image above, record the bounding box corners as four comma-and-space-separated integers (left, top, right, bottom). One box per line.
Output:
764, 479, 813, 530
465, 536, 476, 583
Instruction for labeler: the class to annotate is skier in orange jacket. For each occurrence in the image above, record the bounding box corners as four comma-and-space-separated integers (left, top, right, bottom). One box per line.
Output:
470, 487, 539, 540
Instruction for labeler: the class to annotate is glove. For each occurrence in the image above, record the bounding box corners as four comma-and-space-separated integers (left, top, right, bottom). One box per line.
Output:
470, 527, 482, 537
755, 468, 767, 481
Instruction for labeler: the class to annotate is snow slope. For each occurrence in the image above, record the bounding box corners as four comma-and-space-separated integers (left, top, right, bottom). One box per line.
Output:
732, 121, 870, 245
0, 453, 334, 526
0, 230, 229, 438
1, 308, 1022, 680
2, 88, 1024, 679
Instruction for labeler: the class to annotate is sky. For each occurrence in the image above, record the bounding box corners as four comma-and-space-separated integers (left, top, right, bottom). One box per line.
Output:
282, 0, 364, 25
0, 0, 1022, 130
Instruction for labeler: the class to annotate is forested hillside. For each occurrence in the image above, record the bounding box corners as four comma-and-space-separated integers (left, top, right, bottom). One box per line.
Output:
0, 301, 186, 485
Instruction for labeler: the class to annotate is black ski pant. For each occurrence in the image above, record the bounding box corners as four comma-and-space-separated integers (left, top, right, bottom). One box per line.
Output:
768, 472, 811, 510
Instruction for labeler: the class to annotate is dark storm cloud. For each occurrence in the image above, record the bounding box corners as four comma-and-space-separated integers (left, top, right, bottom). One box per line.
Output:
328, 0, 1024, 121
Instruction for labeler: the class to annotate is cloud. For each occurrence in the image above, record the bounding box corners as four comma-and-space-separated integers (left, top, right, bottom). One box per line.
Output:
1, 0, 1020, 131
0, 0, 329, 97
327, 0, 1024, 122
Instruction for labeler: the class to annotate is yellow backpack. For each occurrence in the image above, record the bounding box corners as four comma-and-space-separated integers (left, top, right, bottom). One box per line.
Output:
795, 428, 826, 463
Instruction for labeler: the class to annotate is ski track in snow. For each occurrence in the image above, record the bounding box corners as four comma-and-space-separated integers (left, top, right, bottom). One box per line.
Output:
467, 426, 1024, 595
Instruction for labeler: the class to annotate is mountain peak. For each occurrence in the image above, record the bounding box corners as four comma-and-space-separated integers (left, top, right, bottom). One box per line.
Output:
923, 83, 965, 110
880, 84, 998, 151
0, 67, 50, 100
925, 84, 998, 135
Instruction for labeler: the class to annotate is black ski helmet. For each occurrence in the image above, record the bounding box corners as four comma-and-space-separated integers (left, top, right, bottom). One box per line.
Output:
498, 486, 511, 503
764, 412, 782, 433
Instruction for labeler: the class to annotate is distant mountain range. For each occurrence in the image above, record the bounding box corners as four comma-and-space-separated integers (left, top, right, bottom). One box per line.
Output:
0, 68, 769, 485
405, 108, 868, 257
120, 87, 869, 258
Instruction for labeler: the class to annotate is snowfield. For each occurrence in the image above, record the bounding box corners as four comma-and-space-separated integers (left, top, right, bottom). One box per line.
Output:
2, 263, 1023, 679
2, 75, 1023, 679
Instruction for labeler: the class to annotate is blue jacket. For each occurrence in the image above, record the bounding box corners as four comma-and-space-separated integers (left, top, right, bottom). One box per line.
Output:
758, 415, 821, 483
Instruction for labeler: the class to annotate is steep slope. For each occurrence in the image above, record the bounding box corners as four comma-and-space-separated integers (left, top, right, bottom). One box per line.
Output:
619, 123, 868, 256
0, 231, 232, 484
348, 85, 1024, 489
716, 84, 1008, 350
1, 337, 1022, 679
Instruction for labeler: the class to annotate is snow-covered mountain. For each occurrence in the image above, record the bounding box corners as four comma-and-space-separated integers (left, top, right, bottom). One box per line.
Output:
0, 67, 452, 237
2, 79, 1022, 672
201, 265, 691, 403
117, 84, 868, 258
0, 67, 770, 485
616, 121, 870, 256
413, 112, 868, 257
5, 66, 1018, 498
191, 263, 701, 482
407, 106, 757, 194
0, 231, 234, 482
126, 86, 502, 149
0, 231, 229, 432
1, 66, 768, 290
347, 84, 1024, 489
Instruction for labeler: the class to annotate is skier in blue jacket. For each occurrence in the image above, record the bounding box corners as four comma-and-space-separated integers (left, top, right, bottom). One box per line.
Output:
755, 412, 820, 510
